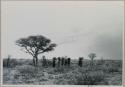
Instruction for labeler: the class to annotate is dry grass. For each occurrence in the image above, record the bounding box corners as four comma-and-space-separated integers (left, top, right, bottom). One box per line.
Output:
3, 59, 122, 85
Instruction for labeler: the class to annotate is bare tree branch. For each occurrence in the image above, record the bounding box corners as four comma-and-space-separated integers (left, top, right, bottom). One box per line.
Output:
24, 46, 34, 56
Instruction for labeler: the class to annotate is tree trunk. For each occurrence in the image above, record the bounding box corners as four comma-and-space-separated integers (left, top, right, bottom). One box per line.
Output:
36, 56, 38, 67
33, 54, 38, 67
33, 58, 36, 66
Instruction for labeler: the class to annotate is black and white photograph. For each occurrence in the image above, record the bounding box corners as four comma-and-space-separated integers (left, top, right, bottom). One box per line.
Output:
1, 0, 124, 86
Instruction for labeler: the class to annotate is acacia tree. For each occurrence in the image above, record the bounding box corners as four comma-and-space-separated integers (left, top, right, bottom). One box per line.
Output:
88, 53, 96, 66
16, 35, 57, 66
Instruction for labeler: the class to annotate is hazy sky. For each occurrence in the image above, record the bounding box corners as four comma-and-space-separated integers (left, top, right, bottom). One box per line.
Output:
1, 1, 124, 60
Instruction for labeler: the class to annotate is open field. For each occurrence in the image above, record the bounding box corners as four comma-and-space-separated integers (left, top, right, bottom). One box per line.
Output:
3, 58, 122, 85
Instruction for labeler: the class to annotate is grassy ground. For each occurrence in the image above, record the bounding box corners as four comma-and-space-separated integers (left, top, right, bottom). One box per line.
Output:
3, 59, 122, 85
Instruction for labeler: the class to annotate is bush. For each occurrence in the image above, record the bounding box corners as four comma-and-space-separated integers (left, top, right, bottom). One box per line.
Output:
53, 67, 65, 73
3, 59, 8, 67
3, 59, 20, 68
101, 63, 121, 73
17, 65, 38, 78
75, 70, 105, 85
106, 66, 120, 73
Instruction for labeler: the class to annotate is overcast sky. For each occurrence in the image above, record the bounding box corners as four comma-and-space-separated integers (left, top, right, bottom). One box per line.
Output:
1, 1, 124, 60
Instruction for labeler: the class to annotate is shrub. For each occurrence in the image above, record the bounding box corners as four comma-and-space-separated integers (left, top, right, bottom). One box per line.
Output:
3, 59, 8, 67
17, 65, 38, 78
3, 59, 19, 68
53, 67, 65, 73
104, 65, 120, 73
75, 70, 105, 85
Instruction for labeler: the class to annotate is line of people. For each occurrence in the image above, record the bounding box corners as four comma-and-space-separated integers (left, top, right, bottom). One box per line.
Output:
41, 56, 84, 67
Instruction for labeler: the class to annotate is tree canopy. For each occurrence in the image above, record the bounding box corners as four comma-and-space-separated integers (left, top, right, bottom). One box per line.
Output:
16, 35, 57, 66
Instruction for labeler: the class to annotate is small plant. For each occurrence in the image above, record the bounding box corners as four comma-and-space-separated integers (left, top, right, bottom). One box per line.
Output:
88, 53, 96, 69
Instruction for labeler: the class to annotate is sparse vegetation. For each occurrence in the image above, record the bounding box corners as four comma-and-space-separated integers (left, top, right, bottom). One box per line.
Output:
3, 56, 122, 85
2, 34, 122, 85
75, 70, 105, 85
